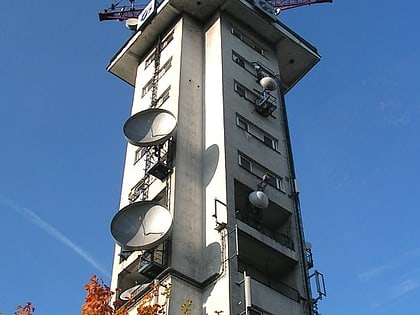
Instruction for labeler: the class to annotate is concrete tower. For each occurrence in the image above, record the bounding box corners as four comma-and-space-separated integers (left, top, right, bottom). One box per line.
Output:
106, 1, 326, 315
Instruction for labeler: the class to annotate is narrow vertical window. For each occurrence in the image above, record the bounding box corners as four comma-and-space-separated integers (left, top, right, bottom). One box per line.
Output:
239, 155, 252, 172
234, 82, 246, 98
134, 147, 148, 164
155, 87, 170, 108
263, 134, 276, 150
142, 79, 154, 97
144, 51, 156, 69
236, 116, 248, 131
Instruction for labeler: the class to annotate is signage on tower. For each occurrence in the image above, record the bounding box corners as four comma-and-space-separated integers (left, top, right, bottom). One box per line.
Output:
253, 0, 277, 20
137, 0, 156, 30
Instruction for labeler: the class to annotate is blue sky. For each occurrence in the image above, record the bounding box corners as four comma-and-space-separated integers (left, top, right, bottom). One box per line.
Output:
0, 1, 419, 315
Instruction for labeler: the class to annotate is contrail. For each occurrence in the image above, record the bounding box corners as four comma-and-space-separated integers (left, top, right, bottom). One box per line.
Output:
1, 196, 109, 278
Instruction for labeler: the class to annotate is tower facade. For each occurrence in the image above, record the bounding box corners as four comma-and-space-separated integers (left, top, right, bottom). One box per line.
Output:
107, 1, 325, 315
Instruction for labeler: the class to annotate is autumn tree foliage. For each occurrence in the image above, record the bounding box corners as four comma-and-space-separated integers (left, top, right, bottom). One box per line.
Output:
15, 302, 35, 315
81, 275, 126, 315
81, 275, 169, 315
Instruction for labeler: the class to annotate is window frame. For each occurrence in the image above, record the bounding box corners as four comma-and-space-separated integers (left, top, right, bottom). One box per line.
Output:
134, 147, 148, 165
231, 27, 266, 56
236, 114, 279, 152
238, 151, 285, 192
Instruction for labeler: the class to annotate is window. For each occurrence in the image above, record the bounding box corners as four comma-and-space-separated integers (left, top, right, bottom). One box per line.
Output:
238, 155, 252, 172
234, 81, 246, 98
144, 30, 174, 69
266, 172, 284, 191
145, 52, 155, 69
234, 80, 277, 117
232, 51, 258, 74
234, 81, 258, 103
158, 57, 172, 79
154, 87, 170, 108
263, 134, 277, 150
236, 116, 249, 131
144, 31, 174, 69
238, 152, 285, 192
134, 147, 148, 164
142, 59, 172, 98
233, 52, 245, 68
142, 79, 154, 97
231, 27, 266, 56
128, 177, 147, 202
236, 114, 279, 151
160, 30, 174, 50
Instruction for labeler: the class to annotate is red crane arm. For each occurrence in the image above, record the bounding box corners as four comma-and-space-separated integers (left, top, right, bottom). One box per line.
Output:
98, 5, 143, 21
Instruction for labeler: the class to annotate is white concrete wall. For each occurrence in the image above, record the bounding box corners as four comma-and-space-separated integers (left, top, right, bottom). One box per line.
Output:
202, 14, 231, 315
169, 15, 204, 280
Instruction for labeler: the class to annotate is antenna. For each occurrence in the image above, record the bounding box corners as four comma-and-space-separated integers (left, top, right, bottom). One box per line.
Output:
120, 282, 151, 300
120, 284, 140, 300
123, 108, 177, 147
268, 0, 333, 15
98, 0, 144, 21
248, 191, 269, 209
125, 18, 138, 30
110, 201, 173, 250
259, 76, 277, 91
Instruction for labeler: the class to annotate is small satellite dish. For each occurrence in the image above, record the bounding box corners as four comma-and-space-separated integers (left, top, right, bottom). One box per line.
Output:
248, 191, 269, 209
110, 201, 173, 250
305, 242, 312, 250
120, 283, 150, 300
125, 18, 138, 30
259, 76, 277, 91
123, 108, 177, 147
120, 284, 140, 300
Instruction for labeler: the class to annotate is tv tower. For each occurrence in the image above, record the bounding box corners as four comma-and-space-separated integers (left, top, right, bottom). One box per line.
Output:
100, 1, 329, 314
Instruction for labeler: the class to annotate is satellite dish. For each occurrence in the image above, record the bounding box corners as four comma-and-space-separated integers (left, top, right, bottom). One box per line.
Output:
259, 76, 277, 91
120, 283, 150, 300
248, 191, 269, 209
305, 242, 312, 250
123, 108, 177, 147
110, 201, 173, 250
125, 18, 138, 30
120, 284, 140, 300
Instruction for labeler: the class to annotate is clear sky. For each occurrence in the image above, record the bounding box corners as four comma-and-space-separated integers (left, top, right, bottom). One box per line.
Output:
0, 1, 419, 315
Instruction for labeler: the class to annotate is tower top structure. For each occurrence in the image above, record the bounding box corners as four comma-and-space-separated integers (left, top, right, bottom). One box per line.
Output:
102, 1, 329, 315
105, 0, 328, 94
99, 0, 332, 21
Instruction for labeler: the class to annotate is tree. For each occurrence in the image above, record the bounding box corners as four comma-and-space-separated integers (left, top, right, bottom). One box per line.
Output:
15, 302, 35, 315
81, 275, 169, 315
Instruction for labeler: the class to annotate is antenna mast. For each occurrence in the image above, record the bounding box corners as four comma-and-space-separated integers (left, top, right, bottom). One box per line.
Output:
98, 0, 144, 21
268, 0, 332, 12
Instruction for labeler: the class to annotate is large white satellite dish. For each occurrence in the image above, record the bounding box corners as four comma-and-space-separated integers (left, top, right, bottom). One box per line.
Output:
123, 108, 177, 147
110, 201, 173, 250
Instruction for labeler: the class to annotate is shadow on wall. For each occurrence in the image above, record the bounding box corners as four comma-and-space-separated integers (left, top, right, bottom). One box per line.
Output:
203, 240, 223, 315
203, 144, 219, 187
